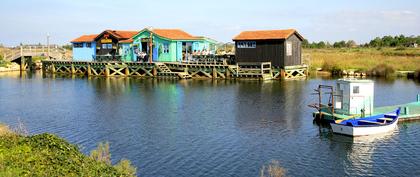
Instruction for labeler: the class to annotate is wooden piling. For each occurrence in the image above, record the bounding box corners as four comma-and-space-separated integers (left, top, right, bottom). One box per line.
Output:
51, 64, 56, 73
87, 64, 91, 76
71, 64, 75, 74
152, 67, 157, 77
20, 57, 26, 71
104, 65, 110, 77
212, 67, 217, 79
125, 67, 130, 76
226, 68, 231, 79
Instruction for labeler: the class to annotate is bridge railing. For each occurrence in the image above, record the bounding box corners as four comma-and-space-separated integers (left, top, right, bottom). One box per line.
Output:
2, 45, 68, 61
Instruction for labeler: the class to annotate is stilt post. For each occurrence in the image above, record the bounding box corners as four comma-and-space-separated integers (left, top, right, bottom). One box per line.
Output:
87, 64, 91, 76
125, 66, 130, 76
104, 65, 110, 77
212, 67, 217, 79
71, 64, 75, 74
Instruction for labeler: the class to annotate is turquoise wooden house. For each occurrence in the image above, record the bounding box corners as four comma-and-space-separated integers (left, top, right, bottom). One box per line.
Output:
128, 28, 218, 62
71, 34, 98, 61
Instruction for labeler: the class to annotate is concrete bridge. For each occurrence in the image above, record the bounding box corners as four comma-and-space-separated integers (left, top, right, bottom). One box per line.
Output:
2, 45, 69, 70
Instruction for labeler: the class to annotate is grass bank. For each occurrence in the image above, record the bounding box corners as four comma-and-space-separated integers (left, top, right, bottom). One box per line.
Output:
305, 48, 420, 74
0, 124, 136, 176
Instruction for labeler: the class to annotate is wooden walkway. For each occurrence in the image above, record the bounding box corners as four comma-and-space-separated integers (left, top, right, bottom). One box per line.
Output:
41, 60, 308, 80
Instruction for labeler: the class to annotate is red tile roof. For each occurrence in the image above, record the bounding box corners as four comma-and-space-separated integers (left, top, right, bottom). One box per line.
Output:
71, 34, 98, 43
151, 29, 200, 40
233, 29, 303, 41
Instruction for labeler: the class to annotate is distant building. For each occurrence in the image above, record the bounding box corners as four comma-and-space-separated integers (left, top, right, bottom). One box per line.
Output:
233, 29, 304, 67
409, 42, 418, 48
71, 34, 97, 61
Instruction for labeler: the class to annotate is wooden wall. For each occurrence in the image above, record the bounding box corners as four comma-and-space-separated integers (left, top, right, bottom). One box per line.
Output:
234, 33, 302, 68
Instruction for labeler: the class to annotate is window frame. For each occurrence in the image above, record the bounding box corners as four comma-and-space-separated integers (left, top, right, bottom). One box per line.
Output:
286, 42, 292, 56
353, 86, 360, 94
73, 43, 83, 48
237, 41, 256, 49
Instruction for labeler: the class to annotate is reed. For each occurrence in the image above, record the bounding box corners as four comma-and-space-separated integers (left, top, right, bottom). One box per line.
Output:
306, 48, 420, 72
260, 160, 287, 177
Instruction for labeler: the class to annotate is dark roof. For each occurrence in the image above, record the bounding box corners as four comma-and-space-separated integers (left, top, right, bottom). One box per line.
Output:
95, 30, 139, 41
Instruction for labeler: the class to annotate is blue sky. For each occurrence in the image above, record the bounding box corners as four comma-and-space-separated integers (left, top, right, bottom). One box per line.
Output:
1, 0, 419, 46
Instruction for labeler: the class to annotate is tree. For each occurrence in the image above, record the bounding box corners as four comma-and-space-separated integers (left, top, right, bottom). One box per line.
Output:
333, 41, 346, 48
346, 40, 357, 48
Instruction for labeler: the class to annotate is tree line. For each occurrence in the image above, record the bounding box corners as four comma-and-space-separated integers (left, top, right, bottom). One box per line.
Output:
303, 35, 420, 48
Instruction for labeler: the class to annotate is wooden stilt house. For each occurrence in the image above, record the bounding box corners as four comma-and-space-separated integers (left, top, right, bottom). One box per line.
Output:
233, 29, 304, 68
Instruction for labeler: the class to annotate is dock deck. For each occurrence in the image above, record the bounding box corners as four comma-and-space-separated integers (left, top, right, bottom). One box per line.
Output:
374, 102, 420, 122
314, 100, 420, 123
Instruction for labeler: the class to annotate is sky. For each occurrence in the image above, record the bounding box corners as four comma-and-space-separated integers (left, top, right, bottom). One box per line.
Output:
1, 0, 419, 46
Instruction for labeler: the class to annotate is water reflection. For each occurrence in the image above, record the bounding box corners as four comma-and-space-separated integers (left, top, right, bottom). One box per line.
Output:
1, 72, 420, 177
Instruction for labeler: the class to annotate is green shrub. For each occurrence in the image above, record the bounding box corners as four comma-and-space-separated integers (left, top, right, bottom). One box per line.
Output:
369, 64, 395, 77
415, 69, 420, 80
395, 47, 406, 51
0, 133, 137, 176
321, 61, 342, 75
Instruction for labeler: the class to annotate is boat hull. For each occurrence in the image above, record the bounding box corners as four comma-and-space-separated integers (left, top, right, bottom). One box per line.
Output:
330, 119, 398, 136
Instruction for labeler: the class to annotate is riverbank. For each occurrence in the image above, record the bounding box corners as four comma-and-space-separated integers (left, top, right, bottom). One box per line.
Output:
305, 48, 420, 77
0, 123, 136, 176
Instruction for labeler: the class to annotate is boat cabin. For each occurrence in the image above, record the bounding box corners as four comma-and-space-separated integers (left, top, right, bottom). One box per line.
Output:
335, 79, 374, 115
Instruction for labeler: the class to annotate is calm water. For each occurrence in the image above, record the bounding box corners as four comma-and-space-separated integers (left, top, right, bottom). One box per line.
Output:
1, 71, 420, 177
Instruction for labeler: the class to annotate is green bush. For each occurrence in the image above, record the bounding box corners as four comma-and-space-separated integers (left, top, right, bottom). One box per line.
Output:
0, 133, 136, 177
321, 61, 342, 75
369, 64, 395, 77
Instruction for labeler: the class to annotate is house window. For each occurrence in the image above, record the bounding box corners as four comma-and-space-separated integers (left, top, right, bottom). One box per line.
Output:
73, 43, 83, 48
86, 43, 92, 48
353, 86, 360, 94
286, 42, 292, 56
237, 41, 256, 48
102, 44, 113, 49
163, 43, 169, 53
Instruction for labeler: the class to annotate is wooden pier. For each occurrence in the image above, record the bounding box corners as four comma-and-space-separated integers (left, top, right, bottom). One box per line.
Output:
41, 60, 308, 80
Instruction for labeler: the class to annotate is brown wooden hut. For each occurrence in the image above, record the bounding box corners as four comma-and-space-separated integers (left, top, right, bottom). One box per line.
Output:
233, 29, 304, 68
94, 30, 138, 60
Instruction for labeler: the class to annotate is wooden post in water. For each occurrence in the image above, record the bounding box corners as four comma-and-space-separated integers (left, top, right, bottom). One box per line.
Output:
20, 45, 25, 71
226, 67, 231, 79
125, 66, 130, 76
71, 64, 75, 74
51, 63, 56, 73
104, 65, 110, 77
280, 69, 286, 79
87, 64, 91, 76
212, 67, 217, 79
152, 67, 157, 77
